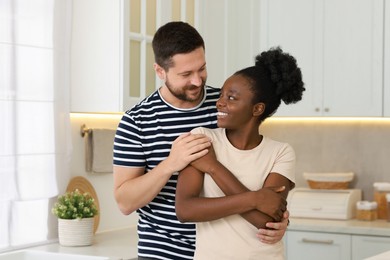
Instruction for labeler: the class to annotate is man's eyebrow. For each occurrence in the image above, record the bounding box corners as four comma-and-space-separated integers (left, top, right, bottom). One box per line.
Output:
178, 63, 206, 75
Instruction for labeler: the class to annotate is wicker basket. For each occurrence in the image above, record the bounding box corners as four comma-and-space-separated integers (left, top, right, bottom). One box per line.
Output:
307, 180, 350, 189
304, 172, 354, 190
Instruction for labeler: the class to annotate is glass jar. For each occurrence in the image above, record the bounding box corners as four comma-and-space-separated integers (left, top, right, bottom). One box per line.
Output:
356, 201, 377, 221
373, 182, 390, 219
387, 194, 390, 222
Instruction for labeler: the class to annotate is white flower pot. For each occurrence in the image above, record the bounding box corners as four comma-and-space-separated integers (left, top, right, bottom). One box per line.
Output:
58, 218, 94, 246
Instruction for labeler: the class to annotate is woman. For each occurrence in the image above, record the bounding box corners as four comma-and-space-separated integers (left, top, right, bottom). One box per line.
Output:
175, 47, 305, 260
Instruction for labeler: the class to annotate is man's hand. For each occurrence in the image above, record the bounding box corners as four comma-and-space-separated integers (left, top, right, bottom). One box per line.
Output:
256, 210, 290, 244
165, 133, 211, 173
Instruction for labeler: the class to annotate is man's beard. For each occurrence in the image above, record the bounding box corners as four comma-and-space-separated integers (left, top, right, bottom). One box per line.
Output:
165, 78, 206, 102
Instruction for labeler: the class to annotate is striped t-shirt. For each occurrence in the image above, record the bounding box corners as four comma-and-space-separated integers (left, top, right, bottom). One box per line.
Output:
113, 86, 219, 260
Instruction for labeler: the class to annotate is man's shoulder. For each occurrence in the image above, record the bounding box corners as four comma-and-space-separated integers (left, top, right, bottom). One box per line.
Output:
125, 91, 162, 114
205, 85, 220, 95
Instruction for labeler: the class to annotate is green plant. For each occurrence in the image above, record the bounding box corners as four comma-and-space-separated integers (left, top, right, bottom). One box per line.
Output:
52, 189, 98, 219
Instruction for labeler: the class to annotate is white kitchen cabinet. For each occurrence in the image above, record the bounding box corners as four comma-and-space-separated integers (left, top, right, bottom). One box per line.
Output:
260, 0, 384, 117
286, 231, 351, 260
352, 235, 390, 260
285, 230, 390, 260
198, 0, 262, 89
384, 2, 390, 117
70, 0, 122, 113
71, 0, 199, 113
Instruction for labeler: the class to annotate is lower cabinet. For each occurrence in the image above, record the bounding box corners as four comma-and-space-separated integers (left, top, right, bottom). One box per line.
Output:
285, 231, 390, 260
351, 235, 390, 260
286, 231, 350, 260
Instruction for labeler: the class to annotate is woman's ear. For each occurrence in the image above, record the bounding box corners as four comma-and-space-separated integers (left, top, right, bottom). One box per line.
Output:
253, 103, 265, 116
154, 63, 166, 81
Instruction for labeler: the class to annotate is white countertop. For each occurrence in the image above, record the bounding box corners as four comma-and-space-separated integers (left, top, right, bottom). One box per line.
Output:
365, 250, 390, 260
2, 218, 389, 259
289, 217, 390, 237
26, 227, 138, 260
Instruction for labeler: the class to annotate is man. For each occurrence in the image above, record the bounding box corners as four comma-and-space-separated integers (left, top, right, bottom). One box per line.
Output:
113, 21, 288, 260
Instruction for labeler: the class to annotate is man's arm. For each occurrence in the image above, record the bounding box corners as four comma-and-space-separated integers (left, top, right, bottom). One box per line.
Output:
113, 132, 212, 215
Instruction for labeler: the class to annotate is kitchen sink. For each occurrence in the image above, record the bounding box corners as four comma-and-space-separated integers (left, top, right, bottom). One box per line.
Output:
0, 250, 110, 260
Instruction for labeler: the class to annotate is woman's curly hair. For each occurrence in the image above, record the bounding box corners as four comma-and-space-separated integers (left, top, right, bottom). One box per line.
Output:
235, 46, 305, 122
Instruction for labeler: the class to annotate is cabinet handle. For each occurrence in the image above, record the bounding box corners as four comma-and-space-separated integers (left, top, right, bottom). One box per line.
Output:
324, 108, 329, 112
315, 107, 320, 112
301, 238, 334, 245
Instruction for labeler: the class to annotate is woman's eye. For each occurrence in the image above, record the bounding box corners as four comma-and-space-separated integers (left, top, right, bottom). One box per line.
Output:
228, 96, 235, 100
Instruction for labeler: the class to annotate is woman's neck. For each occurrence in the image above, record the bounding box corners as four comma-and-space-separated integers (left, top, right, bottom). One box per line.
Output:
225, 127, 263, 150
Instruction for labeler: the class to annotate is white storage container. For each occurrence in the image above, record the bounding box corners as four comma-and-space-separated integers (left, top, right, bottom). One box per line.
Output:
288, 188, 362, 220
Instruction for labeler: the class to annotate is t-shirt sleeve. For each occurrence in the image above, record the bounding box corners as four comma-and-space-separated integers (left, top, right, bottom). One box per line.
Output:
190, 126, 206, 135
113, 113, 146, 167
271, 143, 296, 185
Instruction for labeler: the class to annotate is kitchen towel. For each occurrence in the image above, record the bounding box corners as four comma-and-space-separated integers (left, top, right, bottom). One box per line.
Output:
85, 128, 116, 173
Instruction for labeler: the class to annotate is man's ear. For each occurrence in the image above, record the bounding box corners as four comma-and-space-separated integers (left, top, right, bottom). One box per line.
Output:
154, 63, 166, 80
253, 103, 265, 116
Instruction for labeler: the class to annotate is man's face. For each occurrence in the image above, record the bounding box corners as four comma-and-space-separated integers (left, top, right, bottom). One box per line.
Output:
158, 47, 207, 106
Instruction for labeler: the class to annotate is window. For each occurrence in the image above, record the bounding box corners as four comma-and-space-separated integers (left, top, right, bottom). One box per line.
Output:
0, 0, 71, 251
123, 0, 196, 108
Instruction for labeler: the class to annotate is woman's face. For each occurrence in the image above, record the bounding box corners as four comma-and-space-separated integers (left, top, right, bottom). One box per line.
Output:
216, 74, 256, 129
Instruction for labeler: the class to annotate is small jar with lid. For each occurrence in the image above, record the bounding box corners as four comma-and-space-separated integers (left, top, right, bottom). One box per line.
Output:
373, 182, 390, 219
356, 201, 377, 221
387, 194, 390, 222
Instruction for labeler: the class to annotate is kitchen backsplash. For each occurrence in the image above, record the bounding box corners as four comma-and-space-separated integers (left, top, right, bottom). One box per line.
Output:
260, 118, 390, 201
69, 115, 390, 233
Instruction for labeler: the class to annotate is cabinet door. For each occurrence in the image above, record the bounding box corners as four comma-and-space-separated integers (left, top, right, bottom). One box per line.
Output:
70, 0, 122, 113
260, 0, 384, 117
286, 231, 351, 260
199, 0, 262, 89
260, 0, 322, 116
322, 0, 383, 117
384, 1, 390, 117
352, 235, 390, 260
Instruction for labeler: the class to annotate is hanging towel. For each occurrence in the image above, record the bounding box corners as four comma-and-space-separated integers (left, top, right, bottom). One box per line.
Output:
85, 128, 116, 173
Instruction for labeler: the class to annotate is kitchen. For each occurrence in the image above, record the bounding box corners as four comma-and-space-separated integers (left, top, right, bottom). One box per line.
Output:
1, 0, 390, 259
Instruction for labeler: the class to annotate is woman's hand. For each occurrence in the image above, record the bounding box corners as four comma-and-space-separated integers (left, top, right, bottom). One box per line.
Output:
253, 187, 287, 221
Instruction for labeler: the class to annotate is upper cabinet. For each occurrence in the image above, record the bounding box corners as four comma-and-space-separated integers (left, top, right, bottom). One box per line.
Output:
198, 0, 263, 90
385, 2, 390, 117
70, 0, 122, 113
71, 0, 388, 116
259, 0, 384, 117
70, 0, 198, 113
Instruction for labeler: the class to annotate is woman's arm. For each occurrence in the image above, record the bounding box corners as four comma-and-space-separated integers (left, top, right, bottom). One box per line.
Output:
190, 146, 289, 222
175, 165, 286, 226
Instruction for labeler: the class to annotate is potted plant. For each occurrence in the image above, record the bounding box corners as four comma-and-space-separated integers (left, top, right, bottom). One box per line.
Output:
52, 189, 98, 246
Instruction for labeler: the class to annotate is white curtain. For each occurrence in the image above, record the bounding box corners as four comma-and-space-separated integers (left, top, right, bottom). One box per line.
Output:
0, 0, 72, 250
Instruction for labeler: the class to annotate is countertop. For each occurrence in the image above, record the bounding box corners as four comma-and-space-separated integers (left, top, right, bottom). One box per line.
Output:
365, 250, 390, 260
26, 226, 138, 260
3, 218, 389, 259
289, 217, 390, 237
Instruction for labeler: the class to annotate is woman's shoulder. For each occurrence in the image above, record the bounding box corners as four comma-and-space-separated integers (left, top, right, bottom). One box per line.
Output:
191, 127, 222, 136
263, 137, 293, 151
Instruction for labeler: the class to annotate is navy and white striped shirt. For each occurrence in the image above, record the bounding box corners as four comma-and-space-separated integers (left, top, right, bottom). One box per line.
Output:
113, 86, 219, 260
